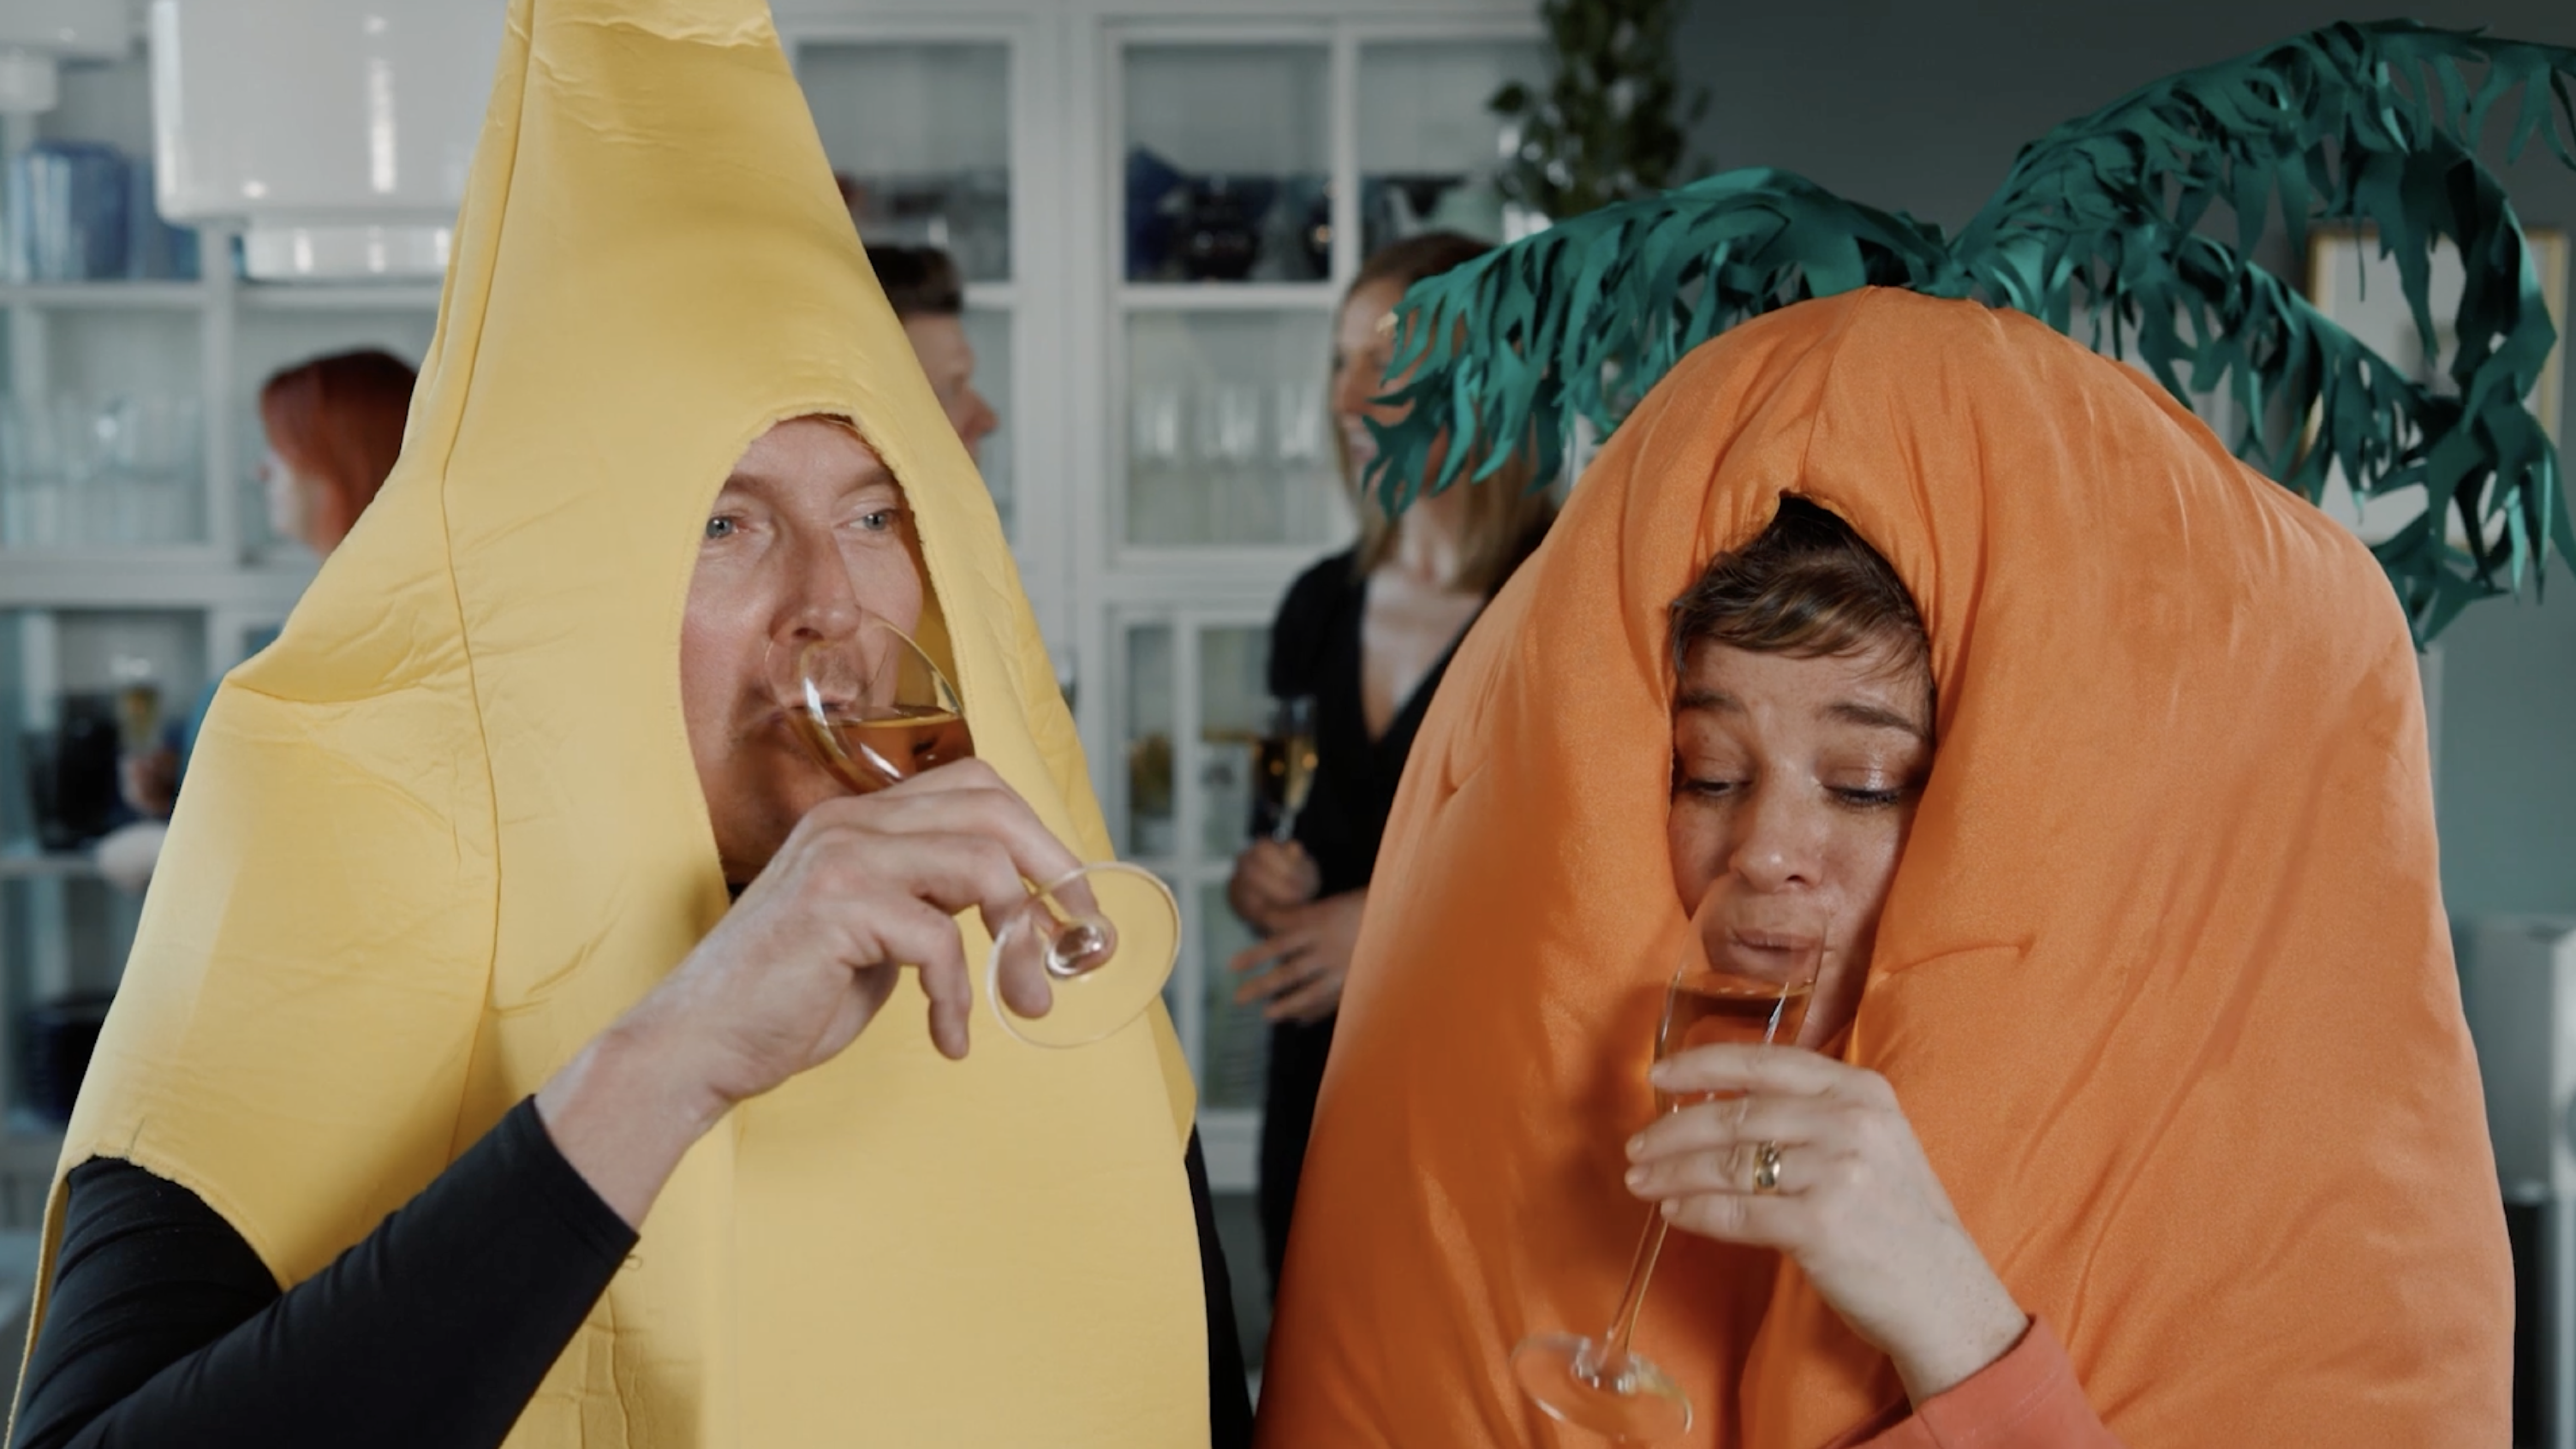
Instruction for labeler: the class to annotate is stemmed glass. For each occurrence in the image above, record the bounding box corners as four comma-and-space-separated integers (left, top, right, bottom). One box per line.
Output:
1253, 695, 1319, 843
1509, 883, 1827, 1440
770, 612, 1181, 1048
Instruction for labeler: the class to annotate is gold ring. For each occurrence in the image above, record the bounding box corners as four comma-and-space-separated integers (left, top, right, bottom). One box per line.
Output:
1752, 1140, 1784, 1194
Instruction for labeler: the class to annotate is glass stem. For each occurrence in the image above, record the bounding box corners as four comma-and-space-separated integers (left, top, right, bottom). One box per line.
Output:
1595, 1093, 1752, 1372
1597, 1207, 1673, 1365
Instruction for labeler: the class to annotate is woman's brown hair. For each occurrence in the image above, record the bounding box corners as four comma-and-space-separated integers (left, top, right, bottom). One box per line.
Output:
1340, 232, 1555, 596
258, 349, 418, 548
1670, 496, 1933, 706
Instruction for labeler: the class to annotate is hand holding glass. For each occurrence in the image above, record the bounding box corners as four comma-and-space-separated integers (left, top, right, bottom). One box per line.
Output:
769, 613, 1179, 1047
1509, 884, 1827, 1441
1254, 695, 1319, 843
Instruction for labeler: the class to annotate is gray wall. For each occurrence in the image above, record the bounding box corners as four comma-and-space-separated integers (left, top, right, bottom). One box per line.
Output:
1672, 0, 2576, 916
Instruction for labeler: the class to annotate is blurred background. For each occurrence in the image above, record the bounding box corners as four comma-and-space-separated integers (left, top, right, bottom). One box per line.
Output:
0, 0, 2569, 1434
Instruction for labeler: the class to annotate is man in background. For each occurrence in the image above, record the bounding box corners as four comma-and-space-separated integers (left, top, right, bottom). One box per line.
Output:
865, 242, 1000, 464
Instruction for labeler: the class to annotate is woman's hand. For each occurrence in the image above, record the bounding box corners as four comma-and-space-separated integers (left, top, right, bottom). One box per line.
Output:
120, 746, 180, 820
1228, 838, 1320, 932
1229, 889, 1366, 1024
538, 759, 1081, 1225
1624, 1046, 2029, 1405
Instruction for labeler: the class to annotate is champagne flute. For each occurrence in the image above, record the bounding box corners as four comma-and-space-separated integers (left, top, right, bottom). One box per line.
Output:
1253, 695, 1319, 843
1508, 884, 1828, 1441
770, 613, 1181, 1048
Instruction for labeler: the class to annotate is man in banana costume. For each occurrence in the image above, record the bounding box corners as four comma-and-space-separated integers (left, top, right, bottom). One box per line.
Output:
10, 3, 1247, 1445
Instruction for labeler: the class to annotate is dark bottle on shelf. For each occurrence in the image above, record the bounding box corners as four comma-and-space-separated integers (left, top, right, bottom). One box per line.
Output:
25, 694, 125, 851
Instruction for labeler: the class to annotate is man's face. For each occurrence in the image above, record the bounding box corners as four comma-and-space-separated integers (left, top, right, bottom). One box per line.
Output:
901, 314, 1000, 464
681, 417, 924, 882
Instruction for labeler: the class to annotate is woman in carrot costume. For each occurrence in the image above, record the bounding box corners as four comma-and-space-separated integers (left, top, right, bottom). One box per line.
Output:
1257, 278, 2511, 1448
1257, 21, 2569, 1445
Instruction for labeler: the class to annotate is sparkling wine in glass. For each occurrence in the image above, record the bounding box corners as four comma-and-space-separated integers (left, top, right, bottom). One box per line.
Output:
1508, 884, 1826, 1442
771, 615, 1180, 1048
1253, 695, 1319, 843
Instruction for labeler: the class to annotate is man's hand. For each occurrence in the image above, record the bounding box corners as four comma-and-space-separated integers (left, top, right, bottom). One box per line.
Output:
538, 759, 1081, 1225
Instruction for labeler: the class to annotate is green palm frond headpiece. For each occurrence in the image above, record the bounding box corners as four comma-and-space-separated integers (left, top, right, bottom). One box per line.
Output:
1369, 20, 2576, 639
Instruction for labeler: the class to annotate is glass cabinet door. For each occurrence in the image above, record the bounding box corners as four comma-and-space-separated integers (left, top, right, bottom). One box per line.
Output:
1123, 309, 1343, 549
1121, 618, 1175, 859
1114, 608, 1278, 1112
2, 52, 211, 558
798, 42, 1012, 281
1358, 40, 1548, 253
0, 306, 206, 550
795, 40, 1024, 543
1122, 45, 1330, 285
1, 606, 206, 1138
1194, 878, 1268, 1111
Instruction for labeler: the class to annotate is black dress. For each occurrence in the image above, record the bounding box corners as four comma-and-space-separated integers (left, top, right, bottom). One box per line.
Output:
1251, 532, 1538, 1294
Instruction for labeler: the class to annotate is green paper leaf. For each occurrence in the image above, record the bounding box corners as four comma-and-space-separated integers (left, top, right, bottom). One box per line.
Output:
1377, 19, 2576, 641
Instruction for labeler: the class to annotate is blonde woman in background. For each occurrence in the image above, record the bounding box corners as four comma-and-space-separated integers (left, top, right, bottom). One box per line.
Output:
1227, 230, 1556, 1297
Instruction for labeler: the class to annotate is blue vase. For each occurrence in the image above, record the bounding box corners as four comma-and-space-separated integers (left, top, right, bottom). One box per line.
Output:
7, 142, 131, 282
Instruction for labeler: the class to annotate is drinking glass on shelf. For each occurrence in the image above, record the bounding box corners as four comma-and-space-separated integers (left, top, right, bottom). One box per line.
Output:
1273, 378, 1327, 465
1131, 382, 1184, 467
770, 609, 1181, 1048
1213, 382, 1264, 466
1252, 695, 1319, 844
1509, 883, 1829, 1442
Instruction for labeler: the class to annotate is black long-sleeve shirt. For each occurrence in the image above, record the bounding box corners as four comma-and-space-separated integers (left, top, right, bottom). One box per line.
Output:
12, 1099, 1253, 1447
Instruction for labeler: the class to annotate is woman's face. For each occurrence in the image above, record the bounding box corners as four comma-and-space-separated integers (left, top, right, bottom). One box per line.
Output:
260, 450, 332, 554
1667, 637, 1933, 1048
680, 417, 925, 882
1330, 277, 1443, 486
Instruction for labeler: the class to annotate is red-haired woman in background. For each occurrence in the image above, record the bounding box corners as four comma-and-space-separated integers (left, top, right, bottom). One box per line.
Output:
256, 347, 419, 555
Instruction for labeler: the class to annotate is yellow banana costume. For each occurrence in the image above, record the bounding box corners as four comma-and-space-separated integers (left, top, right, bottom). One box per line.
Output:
26, 1, 1207, 1442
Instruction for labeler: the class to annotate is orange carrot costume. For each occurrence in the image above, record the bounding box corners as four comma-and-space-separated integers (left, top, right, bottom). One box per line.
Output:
1256, 289, 2512, 1446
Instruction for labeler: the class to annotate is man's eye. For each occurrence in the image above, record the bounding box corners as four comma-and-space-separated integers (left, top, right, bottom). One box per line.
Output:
704, 516, 738, 540
858, 509, 900, 533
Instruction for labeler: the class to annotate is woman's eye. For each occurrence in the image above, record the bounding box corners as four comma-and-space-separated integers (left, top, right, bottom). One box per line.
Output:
1676, 775, 1740, 799
703, 516, 738, 540
1832, 785, 1908, 809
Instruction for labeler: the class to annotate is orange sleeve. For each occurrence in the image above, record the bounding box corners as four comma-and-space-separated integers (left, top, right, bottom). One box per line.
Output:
1836, 1320, 2124, 1449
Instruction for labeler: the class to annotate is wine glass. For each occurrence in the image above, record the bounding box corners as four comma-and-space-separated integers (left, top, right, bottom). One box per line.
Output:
1508, 883, 1829, 1441
1253, 695, 1319, 844
770, 613, 1181, 1048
